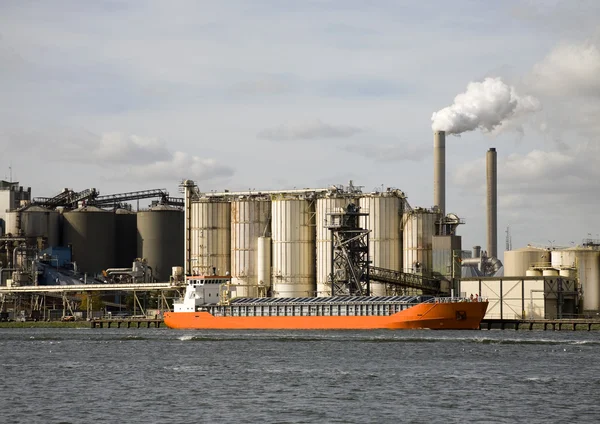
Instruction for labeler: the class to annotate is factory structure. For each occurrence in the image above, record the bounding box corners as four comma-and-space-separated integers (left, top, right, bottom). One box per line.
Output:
0, 130, 599, 321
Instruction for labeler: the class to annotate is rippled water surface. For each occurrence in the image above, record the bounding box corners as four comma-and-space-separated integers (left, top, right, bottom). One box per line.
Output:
1, 328, 599, 423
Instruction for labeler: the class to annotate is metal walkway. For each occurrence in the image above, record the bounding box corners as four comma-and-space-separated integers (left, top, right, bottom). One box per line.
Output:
369, 266, 441, 295
0, 282, 182, 294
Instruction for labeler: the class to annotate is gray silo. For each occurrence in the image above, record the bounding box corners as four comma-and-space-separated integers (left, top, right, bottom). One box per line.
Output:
5, 205, 60, 248
137, 205, 183, 282
62, 206, 116, 275
115, 208, 138, 268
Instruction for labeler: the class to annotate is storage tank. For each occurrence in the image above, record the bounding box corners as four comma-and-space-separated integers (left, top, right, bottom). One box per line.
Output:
257, 236, 271, 290
402, 208, 436, 276
503, 246, 550, 277
189, 199, 230, 276
525, 269, 542, 277
230, 198, 271, 297
137, 205, 184, 282
316, 195, 357, 297
360, 193, 403, 295
114, 208, 137, 268
62, 206, 115, 275
542, 269, 559, 277
271, 196, 315, 297
5, 206, 60, 248
552, 247, 600, 311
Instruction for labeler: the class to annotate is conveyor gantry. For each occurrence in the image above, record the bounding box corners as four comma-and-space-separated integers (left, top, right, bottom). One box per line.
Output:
369, 266, 441, 295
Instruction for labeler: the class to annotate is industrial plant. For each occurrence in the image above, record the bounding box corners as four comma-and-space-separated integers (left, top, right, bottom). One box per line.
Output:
0, 131, 598, 323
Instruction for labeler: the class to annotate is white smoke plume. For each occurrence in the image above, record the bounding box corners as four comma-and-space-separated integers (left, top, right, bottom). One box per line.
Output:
431, 77, 541, 135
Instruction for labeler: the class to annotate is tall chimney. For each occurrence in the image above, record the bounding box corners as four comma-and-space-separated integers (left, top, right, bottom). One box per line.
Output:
433, 131, 445, 215
486, 148, 497, 258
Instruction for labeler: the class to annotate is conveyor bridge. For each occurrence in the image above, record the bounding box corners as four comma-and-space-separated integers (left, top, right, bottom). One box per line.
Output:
369, 266, 441, 295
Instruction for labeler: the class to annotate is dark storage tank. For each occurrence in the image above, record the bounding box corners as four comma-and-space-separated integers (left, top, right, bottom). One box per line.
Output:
115, 208, 138, 268
137, 205, 183, 282
62, 206, 115, 275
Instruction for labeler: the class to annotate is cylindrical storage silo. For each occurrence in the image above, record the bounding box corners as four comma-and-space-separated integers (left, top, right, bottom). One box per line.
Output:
402, 209, 436, 276
559, 268, 576, 279
525, 269, 542, 277
503, 247, 550, 277
62, 206, 115, 275
271, 197, 315, 297
316, 195, 357, 297
115, 208, 137, 268
189, 199, 230, 276
360, 194, 403, 295
553, 248, 600, 311
137, 205, 184, 282
257, 236, 271, 290
230, 198, 271, 297
5, 206, 60, 248
542, 269, 559, 277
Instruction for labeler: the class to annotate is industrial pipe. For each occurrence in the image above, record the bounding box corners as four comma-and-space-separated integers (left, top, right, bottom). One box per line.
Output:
433, 131, 446, 214
487, 148, 497, 258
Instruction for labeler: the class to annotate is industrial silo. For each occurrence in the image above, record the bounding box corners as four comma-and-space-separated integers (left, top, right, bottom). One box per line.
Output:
316, 194, 357, 297
5, 205, 60, 248
552, 247, 600, 311
189, 199, 230, 276
271, 195, 316, 297
137, 205, 184, 282
503, 246, 550, 277
230, 197, 271, 297
359, 192, 403, 295
114, 208, 137, 268
402, 208, 436, 276
62, 206, 115, 275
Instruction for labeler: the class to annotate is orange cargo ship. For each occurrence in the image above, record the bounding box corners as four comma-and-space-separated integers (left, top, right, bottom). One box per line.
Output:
164, 275, 488, 330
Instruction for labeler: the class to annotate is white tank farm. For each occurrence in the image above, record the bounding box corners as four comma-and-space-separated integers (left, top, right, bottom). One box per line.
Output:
271, 196, 316, 297
503, 246, 550, 277
402, 208, 436, 276
359, 193, 403, 296
5, 205, 60, 248
316, 195, 357, 297
230, 198, 271, 297
189, 199, 231, 276
552, 247, 600, 311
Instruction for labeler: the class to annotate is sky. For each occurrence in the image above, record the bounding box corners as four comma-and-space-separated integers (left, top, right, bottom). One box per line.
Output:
1, 0, 599, 260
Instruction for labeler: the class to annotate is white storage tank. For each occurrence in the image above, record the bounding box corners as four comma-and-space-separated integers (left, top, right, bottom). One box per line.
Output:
503, 246, 550, 277
5, 206, 60, 248
360, 192, 403, 295
402, 208, 436, 276
553, 247, 600, 311
316, 195, 357, 297
189, 199, 231, 276
542, 269, 559, 277
230, 197, 271, 297
271, 196, 316, 297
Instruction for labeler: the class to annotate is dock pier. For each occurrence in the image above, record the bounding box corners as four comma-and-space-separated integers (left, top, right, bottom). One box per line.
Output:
90, 318, 164, 329
481, 319, 600, 331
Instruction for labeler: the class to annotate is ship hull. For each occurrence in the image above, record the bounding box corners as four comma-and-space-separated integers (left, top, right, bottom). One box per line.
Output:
164, 301, 487, 330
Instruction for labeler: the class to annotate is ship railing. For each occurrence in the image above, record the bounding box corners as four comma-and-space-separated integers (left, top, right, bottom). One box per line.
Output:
430, 297, 476, 304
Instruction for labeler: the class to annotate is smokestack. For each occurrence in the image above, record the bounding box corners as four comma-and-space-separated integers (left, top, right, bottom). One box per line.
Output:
433, 131, 445, 215
486, 148, 497, 258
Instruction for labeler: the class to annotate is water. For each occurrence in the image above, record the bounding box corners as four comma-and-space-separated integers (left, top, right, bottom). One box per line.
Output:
1, 328, 599, 424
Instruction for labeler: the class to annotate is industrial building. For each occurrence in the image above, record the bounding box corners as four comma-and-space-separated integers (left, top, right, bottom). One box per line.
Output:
1, 129, 599, 321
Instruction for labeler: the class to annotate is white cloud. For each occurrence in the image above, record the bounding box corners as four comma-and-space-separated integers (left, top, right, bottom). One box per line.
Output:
257, 119, 362, 141
122, 151, 234, 183
529, 42, 600, 97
